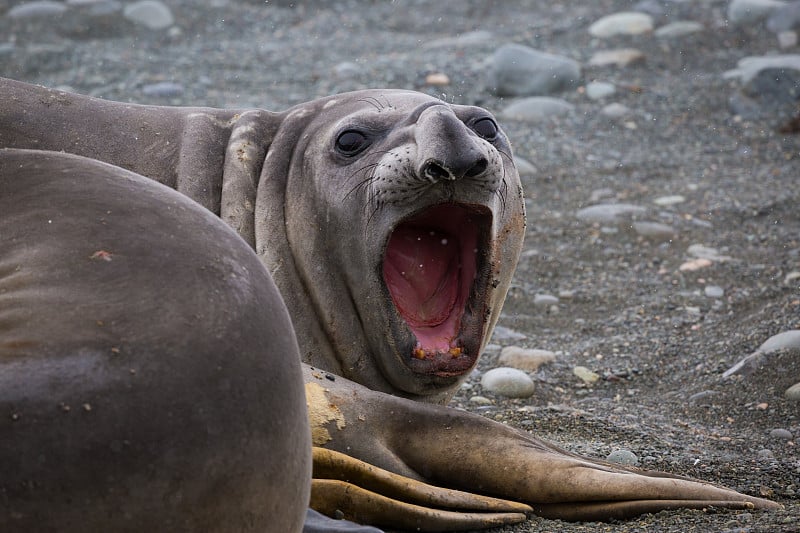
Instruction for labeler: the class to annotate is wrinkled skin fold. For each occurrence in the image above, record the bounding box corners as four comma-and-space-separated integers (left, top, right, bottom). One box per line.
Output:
0, 77, 782, 532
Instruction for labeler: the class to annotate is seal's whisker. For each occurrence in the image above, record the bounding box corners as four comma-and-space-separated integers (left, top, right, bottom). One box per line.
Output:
344, 162, 380, 190
358, 97, 384, 112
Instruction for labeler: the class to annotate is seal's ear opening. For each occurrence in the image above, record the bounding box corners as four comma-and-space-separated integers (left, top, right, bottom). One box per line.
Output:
382, 203, 491, 376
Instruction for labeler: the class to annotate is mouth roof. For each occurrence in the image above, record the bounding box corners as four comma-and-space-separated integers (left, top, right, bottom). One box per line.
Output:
382, 204, 488, 374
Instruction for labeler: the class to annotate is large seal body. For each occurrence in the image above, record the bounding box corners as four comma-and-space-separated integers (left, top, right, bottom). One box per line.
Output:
0, 149, 310, 532
1, 78, 526, 403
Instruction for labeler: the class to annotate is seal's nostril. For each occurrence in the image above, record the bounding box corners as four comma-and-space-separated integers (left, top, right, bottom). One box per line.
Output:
465, 157, 488, 178
422, 160, 453, 182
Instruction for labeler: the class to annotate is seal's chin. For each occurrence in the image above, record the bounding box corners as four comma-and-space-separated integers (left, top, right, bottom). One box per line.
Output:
382, 204, 491, 377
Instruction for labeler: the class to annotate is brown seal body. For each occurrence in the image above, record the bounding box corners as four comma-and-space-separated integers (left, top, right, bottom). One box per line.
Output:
0, 149, 310, 532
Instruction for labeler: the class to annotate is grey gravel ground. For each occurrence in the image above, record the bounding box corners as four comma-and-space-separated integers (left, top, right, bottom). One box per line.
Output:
2, 0, 799, 532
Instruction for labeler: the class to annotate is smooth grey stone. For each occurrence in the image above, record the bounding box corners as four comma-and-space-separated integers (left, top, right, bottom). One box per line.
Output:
724, 54, 800, 84
500, 97, 574, 121
704, 285, 725, 298
654, 21, 705, 38
576, 203, 647, 224
514, 156, 537, 177
786, 382, 800, 400
600, 102, 631, 118
742, 67, 800, 106
142, 82, 184, 98
589, 12, 654, 37
481, 367, 536, 398
767, 1, 800, 32
123, 0, 174, 30
488, 44, 581, 97
728, 0, 787, 26
7, 1, 66, 19
632, 221, 676, 240
606, 449, 639, 466
585, 81, 616, 100
769, 428, 794, 440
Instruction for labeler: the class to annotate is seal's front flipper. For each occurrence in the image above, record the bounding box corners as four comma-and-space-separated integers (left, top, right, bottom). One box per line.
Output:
311, 448, 529, 531
304, 365, 780, 528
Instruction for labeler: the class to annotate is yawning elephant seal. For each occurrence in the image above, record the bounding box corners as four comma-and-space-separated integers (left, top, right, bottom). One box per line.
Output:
0, 78, 781, 531
0, 77, 524, 404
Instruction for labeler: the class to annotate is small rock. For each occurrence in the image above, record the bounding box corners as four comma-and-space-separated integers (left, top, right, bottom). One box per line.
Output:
491, 325, 527, 342
634, 0, 669, 19
424, 72, 450, 86
573, 366, 600, 385
589, 12, 654, 38
488, 44, 581, 97
769, 428, 794, 440
141, 81, 184, 98
728, 0, 787, 26
704, 285, 725, 298
533, 294, 559, 306
481, 367, 536, 398
777, 30, 798, 48
724, 54, 800, 85
499, 97, 574, 121
767, 2, 800, 32
756, 448, 775, 460
332, 61, 361, 79
514, 157, 537, 177
585, 81, 616, 100
723, 330, 800, 378
469, 395, 494, 406
7, 0, 67, 19
632, 221, 676, 240
653, 194, 686, 206
499, 346, 556, 372
607, 449, 639, 466
688, 390, 719, 403
785, 382, 800, 401
742, 67, 800, 116
758, 329, 800, 352
588, 49, 646, 68
123, 0, 174, 30
687, 244, 732, 262
424, 30, 493, 49
654, 21, 705, 38
600, 102, 631, 119
679, 258, 713, 272
576, 203, 647, 224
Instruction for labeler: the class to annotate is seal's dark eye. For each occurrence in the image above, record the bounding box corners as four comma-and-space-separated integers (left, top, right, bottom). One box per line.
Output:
472, 118, 498, 141
335, 130, 369, 156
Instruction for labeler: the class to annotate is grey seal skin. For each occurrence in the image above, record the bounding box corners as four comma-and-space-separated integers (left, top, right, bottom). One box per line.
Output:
0, 149, 311, 532
0, 77, 526, 404
0, 78, 781, 531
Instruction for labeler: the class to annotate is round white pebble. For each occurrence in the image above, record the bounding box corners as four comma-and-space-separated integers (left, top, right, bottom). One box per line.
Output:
606, 449, 639, 466
481, 367, 535, 398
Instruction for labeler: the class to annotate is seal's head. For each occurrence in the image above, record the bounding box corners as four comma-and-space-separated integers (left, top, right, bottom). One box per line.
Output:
256, 91, 525, 402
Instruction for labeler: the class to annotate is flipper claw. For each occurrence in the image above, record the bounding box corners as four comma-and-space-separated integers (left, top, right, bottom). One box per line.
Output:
311, 447, 530, 531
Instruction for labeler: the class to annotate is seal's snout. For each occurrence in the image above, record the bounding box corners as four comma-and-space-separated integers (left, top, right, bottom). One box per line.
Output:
421, 155, 489, 182
415, 107, 494, 185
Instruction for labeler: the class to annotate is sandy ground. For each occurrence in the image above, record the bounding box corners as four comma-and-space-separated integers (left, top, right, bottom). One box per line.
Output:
2, 0, 799, 531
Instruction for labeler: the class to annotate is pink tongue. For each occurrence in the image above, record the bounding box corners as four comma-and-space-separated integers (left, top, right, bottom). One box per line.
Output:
383, 226, 459, 327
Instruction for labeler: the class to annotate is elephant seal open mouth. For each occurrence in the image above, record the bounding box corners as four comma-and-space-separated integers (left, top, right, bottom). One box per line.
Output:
383, 203, 492, 377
